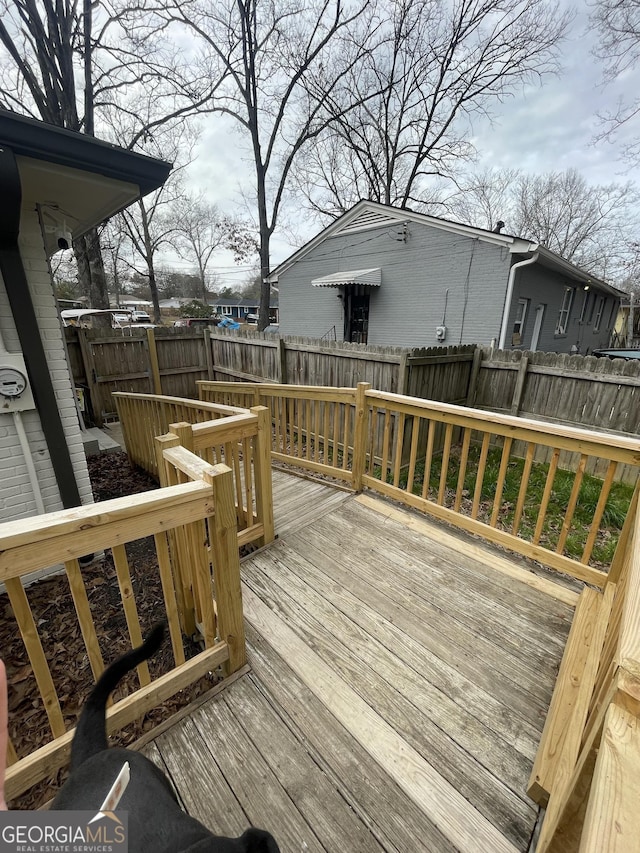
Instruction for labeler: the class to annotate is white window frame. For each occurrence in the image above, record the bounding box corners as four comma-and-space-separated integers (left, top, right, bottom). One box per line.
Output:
220, 305, 233, 315
579, 290, 590, 324
512, 298, 529, 345
594, 295, 606, 332
556, 287, 575, 336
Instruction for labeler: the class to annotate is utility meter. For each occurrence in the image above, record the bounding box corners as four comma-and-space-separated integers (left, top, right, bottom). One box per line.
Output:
0, 354, 35, 412
0, 365, 28, 398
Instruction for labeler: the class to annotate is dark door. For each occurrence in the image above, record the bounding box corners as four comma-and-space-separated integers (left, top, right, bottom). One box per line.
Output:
344, 286, 370, 344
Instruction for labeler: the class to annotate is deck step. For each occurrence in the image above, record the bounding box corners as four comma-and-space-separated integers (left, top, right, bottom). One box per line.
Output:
528, 584, 614, 807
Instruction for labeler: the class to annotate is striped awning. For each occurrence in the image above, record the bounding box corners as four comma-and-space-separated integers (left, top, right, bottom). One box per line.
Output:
311, 268, 381, 287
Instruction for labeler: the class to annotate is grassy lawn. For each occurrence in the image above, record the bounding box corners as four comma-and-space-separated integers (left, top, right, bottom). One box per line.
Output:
378, 443, 634, 568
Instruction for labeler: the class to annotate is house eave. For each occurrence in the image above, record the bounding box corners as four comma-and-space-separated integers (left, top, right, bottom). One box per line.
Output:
269, 200, 535, 281
0, 109, 172, 196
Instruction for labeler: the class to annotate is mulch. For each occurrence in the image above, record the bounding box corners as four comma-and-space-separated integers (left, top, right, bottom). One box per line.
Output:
3, 451, 221, 810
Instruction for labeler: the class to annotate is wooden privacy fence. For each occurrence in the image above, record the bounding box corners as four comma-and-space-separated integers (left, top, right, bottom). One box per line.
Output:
527, 487, 640, 851
66, 326, 216, 426
114, 392, 274, 552
194, 381, 640, 586
470, 349, 640, 478
0, 455, 246, 799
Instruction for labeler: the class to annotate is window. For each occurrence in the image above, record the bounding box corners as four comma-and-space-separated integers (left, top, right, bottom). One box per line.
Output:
579, 291, 590, 323
594, 296, 606, 332
512, 298, 529, 346
556, 287, 575, 335
220, 306, 233, 315
608, 300, 618, 330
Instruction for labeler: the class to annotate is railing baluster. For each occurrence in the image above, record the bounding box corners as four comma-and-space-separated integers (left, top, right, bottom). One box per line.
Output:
111, 544, 151, 687
437, 422, 454, 506
490, 436, 513, 527
421, 419, 435, 500
454, 427, 472, 512
406, 416, 420, 494
4, 578, 65, 739
512, 442, 536, 536
65, 558, 105, 681
533, 448, 560, 545
393, 412, 405, 488
381, 409, 392, 483
556, 454, 588, 554
471, 432, 491, 520
582, 460, 618, 564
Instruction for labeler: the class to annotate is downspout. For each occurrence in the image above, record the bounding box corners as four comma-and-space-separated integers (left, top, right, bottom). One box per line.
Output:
0, 145, 81, 508
498, 250, 539, 350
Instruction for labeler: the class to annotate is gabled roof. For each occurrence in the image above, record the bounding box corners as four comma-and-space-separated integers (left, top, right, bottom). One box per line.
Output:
270, 199, 625, 298
270, 200, 536, 280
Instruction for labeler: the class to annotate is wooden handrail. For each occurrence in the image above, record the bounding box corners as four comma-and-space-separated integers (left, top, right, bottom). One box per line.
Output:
1, 459, 246, 800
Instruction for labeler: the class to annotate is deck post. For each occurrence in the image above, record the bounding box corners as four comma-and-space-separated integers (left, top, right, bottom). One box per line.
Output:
207, 464, 247, 674
169, 421, 195, 453
352, 382, 371, 492
252, 405, 275, 547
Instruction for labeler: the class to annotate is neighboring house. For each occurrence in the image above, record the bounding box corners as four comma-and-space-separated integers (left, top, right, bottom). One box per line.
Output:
0, 109, 170, 524
208, 296, 279, 324
270, 200, 624, 352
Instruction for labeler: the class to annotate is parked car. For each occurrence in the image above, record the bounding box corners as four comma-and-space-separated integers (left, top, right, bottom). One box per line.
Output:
173, 317, 220, 328
112, 312, 131, 325
131, 309, 151, 322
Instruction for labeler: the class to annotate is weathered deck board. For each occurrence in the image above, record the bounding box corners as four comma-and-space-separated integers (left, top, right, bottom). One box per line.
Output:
143, 475, 575, 853
271, 469, 353, 536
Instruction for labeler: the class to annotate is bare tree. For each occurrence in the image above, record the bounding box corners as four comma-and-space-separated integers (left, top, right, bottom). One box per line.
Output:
154, 0, 376, 329
444, 166, 520, 233
446, 167, 639, 280
172, 195, 257, 302
294, 0, 571, 219
591, 0, 640, 162
0, 0, 214, 305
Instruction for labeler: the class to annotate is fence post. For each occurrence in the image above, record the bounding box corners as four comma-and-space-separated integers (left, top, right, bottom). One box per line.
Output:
252, 406, 275, 546
207, 464, 247, 675
352, 382, 371, 492
203, 328, 214, 380
146, 328, 162, 394
510, 354, 530, 416
465, 345, 483, 408
398, 351, 410, 396
277, 338, 288, 384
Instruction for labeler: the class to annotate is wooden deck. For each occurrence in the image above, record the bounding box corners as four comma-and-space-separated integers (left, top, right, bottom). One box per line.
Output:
143, 472, 578, 853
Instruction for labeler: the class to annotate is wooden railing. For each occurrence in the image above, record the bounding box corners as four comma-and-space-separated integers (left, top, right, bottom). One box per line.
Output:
197, 380, 640, 586
0, 455, 245, 800
114, 392, 247, 479
528, 487, 640, 851
198, 381, 362, 485
114, 392, 274, 551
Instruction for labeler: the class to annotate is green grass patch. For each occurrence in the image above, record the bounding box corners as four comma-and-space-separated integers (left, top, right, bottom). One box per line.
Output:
373, 442, 634, 569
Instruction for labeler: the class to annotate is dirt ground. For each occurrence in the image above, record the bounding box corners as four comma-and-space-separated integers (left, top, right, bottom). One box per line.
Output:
3, 451, 220, 809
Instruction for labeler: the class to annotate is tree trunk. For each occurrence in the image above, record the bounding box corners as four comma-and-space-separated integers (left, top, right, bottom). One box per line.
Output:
73, 228, 109, 308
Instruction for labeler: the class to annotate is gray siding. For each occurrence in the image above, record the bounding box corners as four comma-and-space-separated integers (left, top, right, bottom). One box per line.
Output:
279, 223, 511, 347
509, 264, 616, 354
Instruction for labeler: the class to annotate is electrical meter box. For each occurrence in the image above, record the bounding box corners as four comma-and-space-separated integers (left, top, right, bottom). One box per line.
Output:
0, 353, 36, 412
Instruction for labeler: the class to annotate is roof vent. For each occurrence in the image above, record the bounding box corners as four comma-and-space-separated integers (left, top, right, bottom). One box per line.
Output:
336, 208, 404, 235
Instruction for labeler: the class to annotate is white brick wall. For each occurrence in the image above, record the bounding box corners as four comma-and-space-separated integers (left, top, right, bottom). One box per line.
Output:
0, 207, 94, 530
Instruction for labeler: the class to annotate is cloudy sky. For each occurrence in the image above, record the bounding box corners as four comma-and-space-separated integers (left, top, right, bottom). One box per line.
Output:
173, 0, 638, 288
